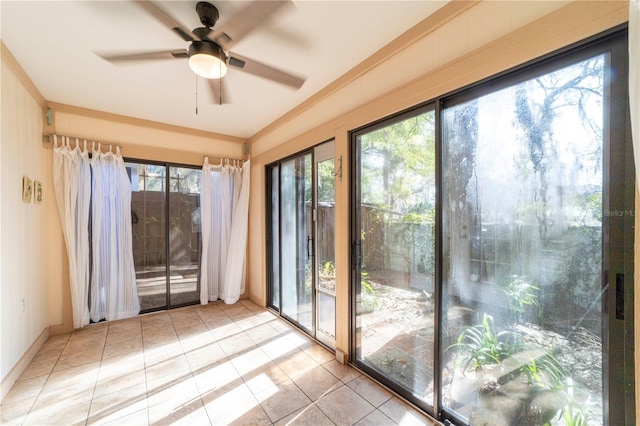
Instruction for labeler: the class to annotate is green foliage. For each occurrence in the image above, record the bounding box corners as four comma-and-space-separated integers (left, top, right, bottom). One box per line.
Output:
317, 161, 335, 203
518, 352, 565, 390
400, 203, 435, 224
320, 261, 336, 280
560, 406, 588, 426
572, 191, 602, 225
449, 314, 521, 371
503, 275, 541, 323
304, 262, 313, 299
361, 271, 378, 313
359, 112, 435, 212
545, 379, 591, 426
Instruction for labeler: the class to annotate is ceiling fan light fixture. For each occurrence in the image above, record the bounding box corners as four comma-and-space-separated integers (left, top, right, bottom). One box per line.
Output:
188, 41, 228, 79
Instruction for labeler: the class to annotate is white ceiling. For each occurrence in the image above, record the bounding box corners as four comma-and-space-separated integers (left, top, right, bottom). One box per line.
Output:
1, 1, 446, 139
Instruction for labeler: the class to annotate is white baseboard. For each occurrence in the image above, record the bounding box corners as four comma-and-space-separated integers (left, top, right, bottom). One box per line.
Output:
0, 327, 49, 402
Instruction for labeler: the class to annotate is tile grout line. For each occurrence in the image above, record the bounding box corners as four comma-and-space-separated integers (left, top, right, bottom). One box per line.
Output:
84, 324, 111, 426
22, 334, 70, 424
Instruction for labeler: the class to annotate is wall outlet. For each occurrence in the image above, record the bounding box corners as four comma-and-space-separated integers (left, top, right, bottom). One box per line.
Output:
22, 298, 25, 313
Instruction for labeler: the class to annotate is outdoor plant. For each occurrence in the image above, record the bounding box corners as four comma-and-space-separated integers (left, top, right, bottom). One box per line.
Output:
518, 351, 565, 390
449, 314, 522, 371
320, 261, 336, 281
545, 379, 590, 426
503, 275, 541, 324
559, 404, 588, 426
361, 271, 378, 313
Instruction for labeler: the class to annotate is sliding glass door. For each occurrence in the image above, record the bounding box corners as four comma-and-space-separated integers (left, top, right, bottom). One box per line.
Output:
439, 35, 632, 426
352, 108, 437, 407
315, 142, 336, 347
267, 140, 336, 349
351, 30, 633, 425
168, 166, 201, 307
127, 161, 201, 312
280, 152, 314, 331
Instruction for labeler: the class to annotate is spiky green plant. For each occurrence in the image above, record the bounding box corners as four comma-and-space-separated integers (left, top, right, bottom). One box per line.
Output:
519, 351, 565, 389
361, 272, 378, 312
504, 275, 541, 323
558, 378, 590, 426
449, 314, 522, 371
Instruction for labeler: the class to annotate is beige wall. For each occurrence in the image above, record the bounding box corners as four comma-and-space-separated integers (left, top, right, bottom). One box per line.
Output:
247, 0, 629, 358
0, 48, 50, 389
48, 102, 245, 165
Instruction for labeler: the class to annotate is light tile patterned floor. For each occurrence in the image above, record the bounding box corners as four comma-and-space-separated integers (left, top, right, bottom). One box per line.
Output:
1, 300, 438, 426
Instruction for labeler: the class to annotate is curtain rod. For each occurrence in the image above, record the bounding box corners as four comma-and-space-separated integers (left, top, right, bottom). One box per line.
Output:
42, 133, 121, 152
42, 132, 245, 166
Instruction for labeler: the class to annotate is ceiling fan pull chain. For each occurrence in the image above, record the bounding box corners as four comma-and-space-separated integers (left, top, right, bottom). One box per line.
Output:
195, 74, 199, 115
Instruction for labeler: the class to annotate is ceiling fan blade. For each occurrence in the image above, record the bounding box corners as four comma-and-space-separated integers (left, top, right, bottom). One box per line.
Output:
97, 49, 188, 63
228, 52, 305, 89
208, 77, 231, 105
211, 1, 293, 49
136, 1, 196, 42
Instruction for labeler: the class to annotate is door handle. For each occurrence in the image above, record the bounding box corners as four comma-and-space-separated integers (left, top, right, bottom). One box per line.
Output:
307, 235, 313, 259
616, 273, 624, 320
351, 240, 362, 268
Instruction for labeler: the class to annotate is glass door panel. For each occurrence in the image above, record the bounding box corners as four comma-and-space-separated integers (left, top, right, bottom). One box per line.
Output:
168, 166, 201, 307
269, 165, 280, 310
127, 162, 202, 312
128, 162, 167, 311
441, 54, 607, 425
268, 141, 336, 347
353, 109, 436, 407
280, 153, 313, 332
315, 141, 336, 348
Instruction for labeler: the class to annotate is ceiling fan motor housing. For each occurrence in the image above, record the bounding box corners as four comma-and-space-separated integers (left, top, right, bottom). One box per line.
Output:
196, 2, 219, 28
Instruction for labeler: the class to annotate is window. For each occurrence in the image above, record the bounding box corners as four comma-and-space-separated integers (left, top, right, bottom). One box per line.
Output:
351, 29, 633, 425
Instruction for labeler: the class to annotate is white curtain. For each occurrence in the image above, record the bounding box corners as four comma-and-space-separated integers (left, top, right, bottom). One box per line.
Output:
53, 139, 139, 327
53, 136, 91, 329
200, 158, 250, 304
90, 145, 140, 322
222, 159, 251, 303
631, 0, 639, 186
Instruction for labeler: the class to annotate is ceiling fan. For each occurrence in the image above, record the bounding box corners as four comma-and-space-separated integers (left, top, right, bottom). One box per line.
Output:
98, 0, 305, 104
